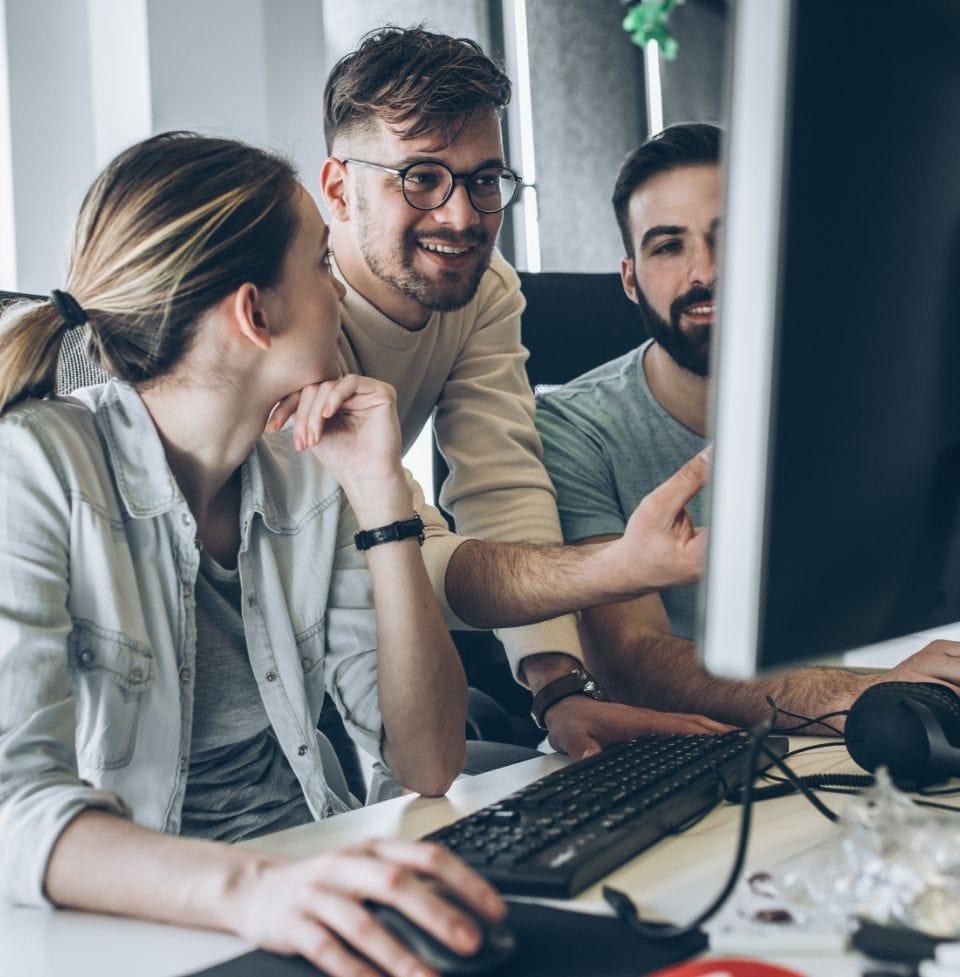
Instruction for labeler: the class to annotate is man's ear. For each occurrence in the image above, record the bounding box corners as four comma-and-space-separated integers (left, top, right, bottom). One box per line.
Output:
320, 156, 350, 222
620, 255, 639, 304
230, 283, 272, 352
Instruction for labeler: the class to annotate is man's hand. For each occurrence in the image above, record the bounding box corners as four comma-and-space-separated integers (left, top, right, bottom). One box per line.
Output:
542, 694, 731, 761
877, 639, 960, 691
612, 449, 710, 593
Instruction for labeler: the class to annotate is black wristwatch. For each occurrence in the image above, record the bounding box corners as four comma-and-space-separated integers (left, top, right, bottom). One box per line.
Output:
530, 665, 609, 731
354, 513, 425, 551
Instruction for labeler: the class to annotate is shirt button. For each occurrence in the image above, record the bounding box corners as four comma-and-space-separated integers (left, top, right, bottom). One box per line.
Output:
265, 670, 277, 683
301, 657, 313, 670
297, 744, 308, 756
181, 513, 190, 526
246, 595, 257, 608
179, 757, 187, 772
323, 804, 334, 817
79, 649, 95, 667
179, 667, 192, 683
128, 667, 144, 683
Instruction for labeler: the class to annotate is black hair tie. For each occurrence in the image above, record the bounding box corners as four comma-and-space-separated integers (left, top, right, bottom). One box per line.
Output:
50, 289, 88, 330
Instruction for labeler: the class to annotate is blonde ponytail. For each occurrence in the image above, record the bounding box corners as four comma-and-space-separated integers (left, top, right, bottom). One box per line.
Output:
0, 300, 70, 414
1, 132, 299, 414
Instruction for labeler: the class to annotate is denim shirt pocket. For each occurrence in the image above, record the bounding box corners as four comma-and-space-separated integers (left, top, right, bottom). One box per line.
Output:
68, 619, 155, 770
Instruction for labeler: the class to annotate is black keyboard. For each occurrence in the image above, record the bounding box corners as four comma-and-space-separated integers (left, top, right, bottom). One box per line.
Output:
425, 731, 789, 898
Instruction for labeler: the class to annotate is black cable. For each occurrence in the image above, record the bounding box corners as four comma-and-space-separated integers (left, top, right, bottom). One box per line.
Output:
777, 740, 848, 761
756, 744, 840, 821
913, 798, 960, 814
732, 771, 923, 804
735, 747, 960, 813
918, 783, 960, 797
602, 710, 775, 940
766, 697, 848, 737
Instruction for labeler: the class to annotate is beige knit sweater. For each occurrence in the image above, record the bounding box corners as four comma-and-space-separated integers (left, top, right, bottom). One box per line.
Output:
335, 250, 583, 676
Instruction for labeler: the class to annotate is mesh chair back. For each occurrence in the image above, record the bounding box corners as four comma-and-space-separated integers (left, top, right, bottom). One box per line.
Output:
0, 290, 110, 392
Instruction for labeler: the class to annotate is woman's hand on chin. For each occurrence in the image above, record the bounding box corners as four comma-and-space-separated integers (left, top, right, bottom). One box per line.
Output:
268, 375, 405, 496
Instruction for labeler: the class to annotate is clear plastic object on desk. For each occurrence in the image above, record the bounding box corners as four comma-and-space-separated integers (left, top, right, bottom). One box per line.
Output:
710, 769, 960, 947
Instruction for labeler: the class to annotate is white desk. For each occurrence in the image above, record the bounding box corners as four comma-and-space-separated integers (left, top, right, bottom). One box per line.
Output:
4, 741, 869, 977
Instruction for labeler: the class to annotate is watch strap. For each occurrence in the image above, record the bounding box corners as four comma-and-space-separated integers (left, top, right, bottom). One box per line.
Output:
354, 513, 425, 551
531, 667, 609, 730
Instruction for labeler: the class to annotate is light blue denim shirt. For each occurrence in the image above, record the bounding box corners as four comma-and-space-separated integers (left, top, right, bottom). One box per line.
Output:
0, 381, 463, 908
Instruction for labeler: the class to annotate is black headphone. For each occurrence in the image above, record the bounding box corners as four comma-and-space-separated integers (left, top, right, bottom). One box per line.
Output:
845, 681, 960, 785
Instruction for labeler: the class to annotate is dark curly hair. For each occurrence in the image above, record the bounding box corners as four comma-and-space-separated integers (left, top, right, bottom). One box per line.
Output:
323, 25, 512, 151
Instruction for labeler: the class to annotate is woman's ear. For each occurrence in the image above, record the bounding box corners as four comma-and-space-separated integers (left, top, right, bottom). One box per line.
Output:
320, 156, 350, 222
231, 283, 272, 351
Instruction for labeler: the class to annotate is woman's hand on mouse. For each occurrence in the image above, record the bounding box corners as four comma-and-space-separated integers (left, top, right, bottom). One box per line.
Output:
224, 839, 506, 977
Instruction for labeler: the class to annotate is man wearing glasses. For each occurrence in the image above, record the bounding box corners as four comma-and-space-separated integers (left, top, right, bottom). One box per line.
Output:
319, 26, 719, 762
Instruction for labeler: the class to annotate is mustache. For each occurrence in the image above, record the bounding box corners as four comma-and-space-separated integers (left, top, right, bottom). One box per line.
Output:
408, 228, 489, 248
670, 286, 715, 320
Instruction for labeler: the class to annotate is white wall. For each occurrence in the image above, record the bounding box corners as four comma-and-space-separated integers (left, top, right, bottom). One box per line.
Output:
88, 0, 151, 171
0, 1, 505, 293
0, 0, 15, 286
3, 0, 98, 291
0, 0, 330, 293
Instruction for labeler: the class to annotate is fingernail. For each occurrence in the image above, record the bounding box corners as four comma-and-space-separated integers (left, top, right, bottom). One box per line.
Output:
294, 435, 303, 451
453, 921, 479, 952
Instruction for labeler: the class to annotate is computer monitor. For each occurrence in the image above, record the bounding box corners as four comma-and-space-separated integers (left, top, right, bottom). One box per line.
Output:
702, 0, 960, 678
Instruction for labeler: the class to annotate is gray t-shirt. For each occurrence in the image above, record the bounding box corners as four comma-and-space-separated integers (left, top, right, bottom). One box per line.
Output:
535, 340, 707, 640
180, 550, 314, 842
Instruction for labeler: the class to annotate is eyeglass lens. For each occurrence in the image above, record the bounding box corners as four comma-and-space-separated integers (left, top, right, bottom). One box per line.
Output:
402, 163, 519, 213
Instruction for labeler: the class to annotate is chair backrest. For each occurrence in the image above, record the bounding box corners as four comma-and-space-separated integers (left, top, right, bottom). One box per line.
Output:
0, 288, 42, 307
517, 271, 643, 390
433, 270, 644, 504
0, 289, 112, 392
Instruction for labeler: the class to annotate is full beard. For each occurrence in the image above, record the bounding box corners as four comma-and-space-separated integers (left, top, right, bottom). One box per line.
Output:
357, 201, 494, 313
634, 283, 712, 378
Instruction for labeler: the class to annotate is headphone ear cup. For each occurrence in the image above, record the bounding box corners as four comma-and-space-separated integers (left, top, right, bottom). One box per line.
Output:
846, 685, 930, 778
846, 682, 960, 784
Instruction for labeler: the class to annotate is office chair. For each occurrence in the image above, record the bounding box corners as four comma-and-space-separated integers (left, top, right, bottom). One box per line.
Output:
434, 271, 644, 746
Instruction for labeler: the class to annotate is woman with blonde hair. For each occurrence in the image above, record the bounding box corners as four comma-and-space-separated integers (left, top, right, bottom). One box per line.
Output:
0, 131, 504, 977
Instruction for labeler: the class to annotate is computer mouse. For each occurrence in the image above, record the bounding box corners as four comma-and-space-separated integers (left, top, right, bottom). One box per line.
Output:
647, 958, 810, 977
368, 898, 517, 975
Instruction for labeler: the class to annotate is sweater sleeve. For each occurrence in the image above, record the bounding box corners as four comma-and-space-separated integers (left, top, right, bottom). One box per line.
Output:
431, 253, 584, 675
0, 413, 130, 909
